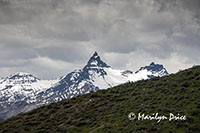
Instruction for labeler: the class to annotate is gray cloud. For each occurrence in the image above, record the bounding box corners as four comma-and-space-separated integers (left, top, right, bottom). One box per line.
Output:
0, 0, 199, 79
35, 45, 90, 63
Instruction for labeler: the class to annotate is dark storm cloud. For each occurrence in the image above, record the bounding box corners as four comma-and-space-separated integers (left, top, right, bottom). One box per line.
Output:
178, 0, 200, 19
0, 0, 199, 79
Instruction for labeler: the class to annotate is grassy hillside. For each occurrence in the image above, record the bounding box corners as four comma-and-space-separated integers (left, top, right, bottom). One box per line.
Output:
0, 66, 200, 133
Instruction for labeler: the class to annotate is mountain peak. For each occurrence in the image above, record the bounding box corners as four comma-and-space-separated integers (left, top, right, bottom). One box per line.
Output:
150, 62, 155, 66
93, 51, 99, 58
85, 52, 110, 68
135, 62, 169, 76
8, 71, 39, 81
13, 72, 32, 76
9, 72, 36, 78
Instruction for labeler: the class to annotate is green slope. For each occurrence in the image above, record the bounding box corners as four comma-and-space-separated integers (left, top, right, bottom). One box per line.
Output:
0, 66, 200, 133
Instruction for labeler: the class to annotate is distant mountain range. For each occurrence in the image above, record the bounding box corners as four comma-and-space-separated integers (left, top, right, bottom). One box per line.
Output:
0, 52, 168, 121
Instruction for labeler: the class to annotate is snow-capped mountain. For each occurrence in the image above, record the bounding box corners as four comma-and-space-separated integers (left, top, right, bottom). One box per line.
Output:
37, 52, 169, 104
135, 62, 169, 78
0, 72, 59, 103
0, 52, 168, 121
0, 72, 59, 121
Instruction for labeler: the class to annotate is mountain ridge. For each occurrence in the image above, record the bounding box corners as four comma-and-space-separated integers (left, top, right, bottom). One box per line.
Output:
0, 52, 169, 121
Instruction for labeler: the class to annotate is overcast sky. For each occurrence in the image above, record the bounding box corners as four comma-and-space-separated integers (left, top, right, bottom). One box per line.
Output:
0, 0, 200, 79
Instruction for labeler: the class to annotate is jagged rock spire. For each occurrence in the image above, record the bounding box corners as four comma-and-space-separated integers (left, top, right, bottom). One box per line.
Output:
85, 51, 110, 68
